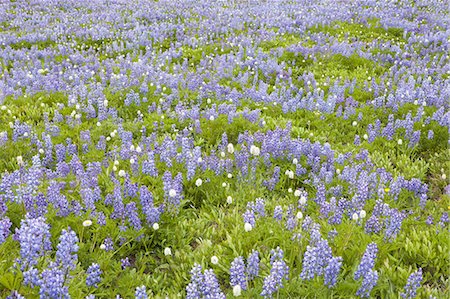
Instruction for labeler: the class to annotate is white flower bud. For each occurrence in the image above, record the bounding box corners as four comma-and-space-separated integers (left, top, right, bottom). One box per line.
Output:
233, 285, 242, 297
164, 247, 172, 256
299, 196, 307, 205
195, 178, 203, 187
227, 143, 235, 154
359, 210, 367, 219
250, 145, 260, 156
83, 220, 93, 227
211, 256, 219, 264
287, 170, 294, 179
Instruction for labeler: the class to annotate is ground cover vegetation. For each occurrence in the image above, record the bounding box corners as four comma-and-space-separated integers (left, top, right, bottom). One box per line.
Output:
0, 0, 449, 298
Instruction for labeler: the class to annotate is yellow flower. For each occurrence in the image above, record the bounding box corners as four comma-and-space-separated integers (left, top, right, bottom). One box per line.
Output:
384, 188, 390, 192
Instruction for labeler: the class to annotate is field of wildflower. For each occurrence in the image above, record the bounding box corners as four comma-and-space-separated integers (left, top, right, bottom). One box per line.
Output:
0, 0, 449, 298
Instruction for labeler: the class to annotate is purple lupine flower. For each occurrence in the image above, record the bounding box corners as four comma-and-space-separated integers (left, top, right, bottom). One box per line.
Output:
408, 130, 421, 148
425, 215, 433, 225
0, 131, 7, 147
142, 152, 158, 177
270, 247, 284, 265
126, 202, 142, 230
419, 193, 428, 209
55, 144, 66, 163
39, 262, 70, 299
130, 155, 140, 176
47, 181, 70, 217
6, 291, 25, 299
309, 223, 323, 245
243, 209, 256, 227
162, 171, 184, 211
56, 227, 79, 271
365, 215, 382, 234
121, 257, 131, 269
273, 206, 283, 222
124, 178, 139, 198
438, 212, 449, 227
96, 212, 106, 226
80, 188, 95, 211
384, 209, 405, 241
186, 264, 204, 299
203, 269, 226, 298
264, 166, 281, 190
260, 273, 278, 298
86, 263, 102, 288
382, 122, 395, 140
285, 216, 297, 231
80, 130, 91, 143
248, 198, 266, 217
230, 256, 247, 290
300, 239, 332, 280
140, 186, 163, 225
23, 267, 41, 288
15, 215, 52, 270
324, 256, 343, 288
261, 256, 289, 298
97, 136, 106, 151
103, 237, 114, 251
356, 269, 378, 298
135, 285, 148, 299
354, 243, 378, 281
247, 250, 260, 280
328, 229, 338, 240
302, 216, 313, 232
0, 217, 12, 244
401, 269, 423, 299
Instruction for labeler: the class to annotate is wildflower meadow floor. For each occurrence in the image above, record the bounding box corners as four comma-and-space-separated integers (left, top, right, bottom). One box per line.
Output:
0, 0, 449, 298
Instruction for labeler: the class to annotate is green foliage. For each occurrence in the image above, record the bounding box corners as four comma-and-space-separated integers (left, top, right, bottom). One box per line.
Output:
0, 4, 448, 299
